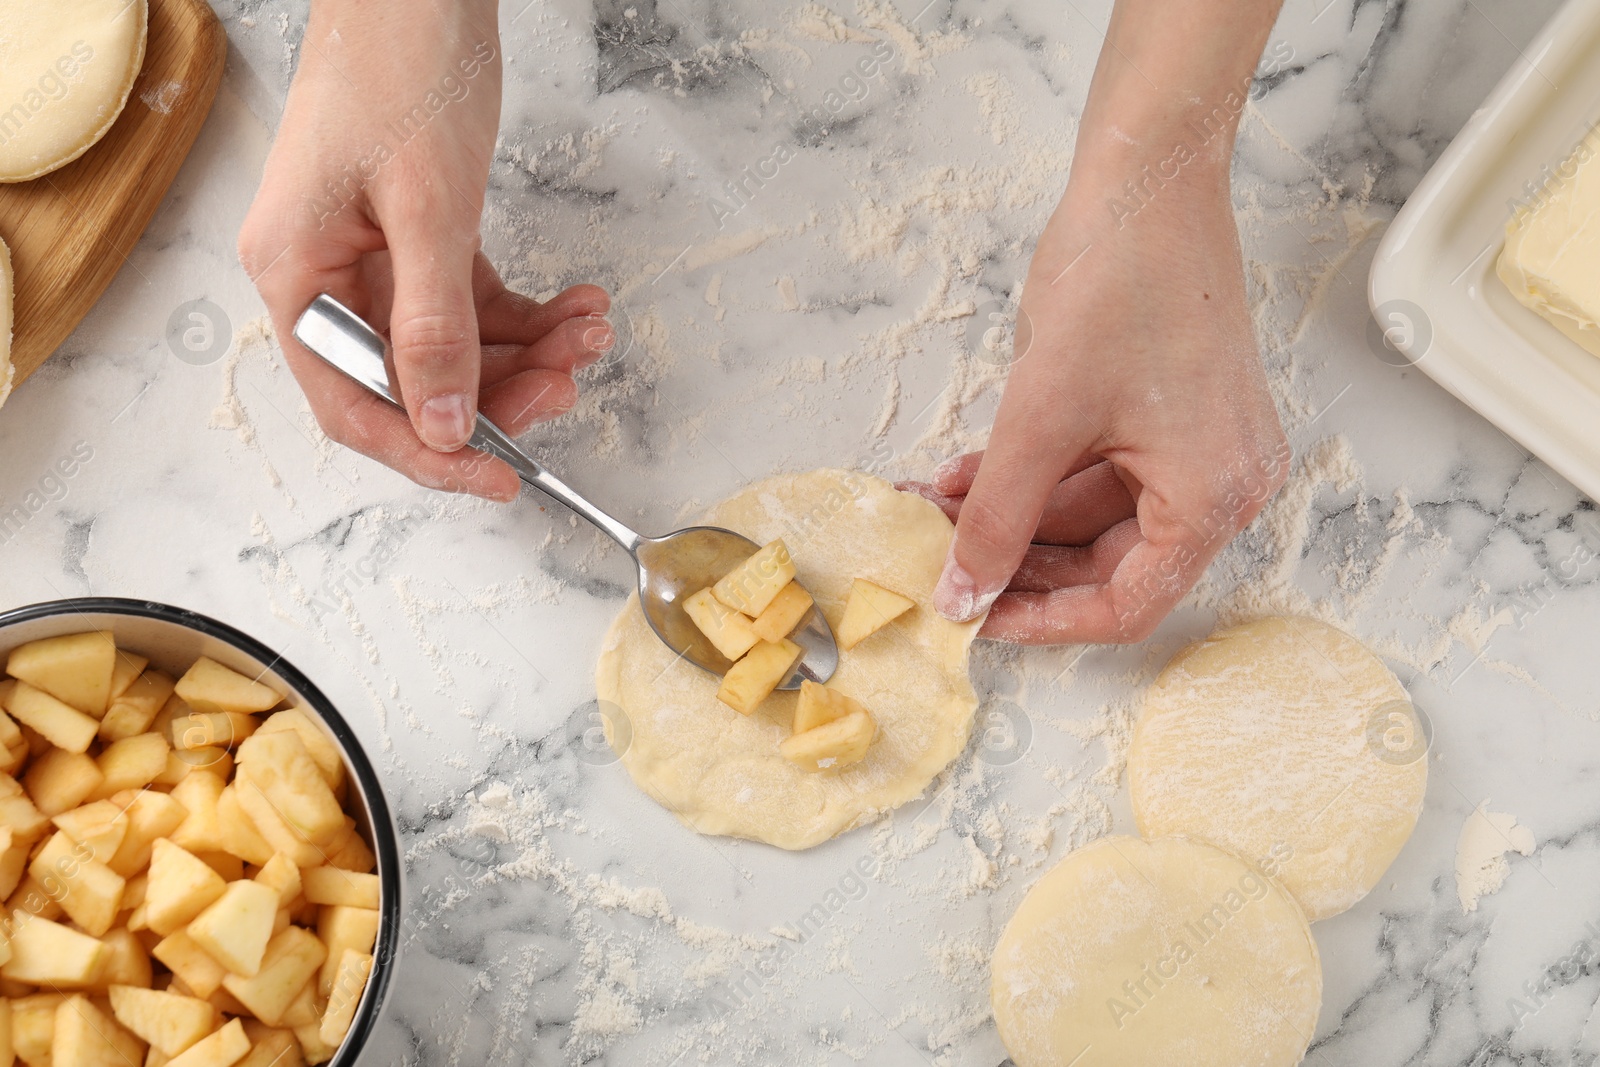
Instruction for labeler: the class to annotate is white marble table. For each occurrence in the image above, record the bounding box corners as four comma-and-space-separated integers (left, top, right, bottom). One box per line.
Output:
3, 0, 1598, 1063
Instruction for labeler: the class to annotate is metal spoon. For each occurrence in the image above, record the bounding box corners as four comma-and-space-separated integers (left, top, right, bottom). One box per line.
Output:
292, 294, 839, 691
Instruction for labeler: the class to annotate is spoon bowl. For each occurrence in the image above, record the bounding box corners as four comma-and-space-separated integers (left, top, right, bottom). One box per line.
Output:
294, 294, 839, 691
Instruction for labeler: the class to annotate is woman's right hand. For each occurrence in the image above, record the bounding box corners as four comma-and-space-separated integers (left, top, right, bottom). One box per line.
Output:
237, 0, 612, 501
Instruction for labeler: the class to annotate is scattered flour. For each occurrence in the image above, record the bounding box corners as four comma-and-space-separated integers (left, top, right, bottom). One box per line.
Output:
1455, 800, 1536, 913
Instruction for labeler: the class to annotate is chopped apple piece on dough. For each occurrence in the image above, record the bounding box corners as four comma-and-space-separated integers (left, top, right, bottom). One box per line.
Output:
108, 984, 217, 1057
715, 639, 801, 716
188, 880, 280, 977
793, 680, 870, 735
780, 709, 876, 772
175, 657, 282, 715
750, 581, 814, 642
711, 540, 796, 616
683, 589, 760, 661
5, 631, 117, 716
836, 578, 916, 650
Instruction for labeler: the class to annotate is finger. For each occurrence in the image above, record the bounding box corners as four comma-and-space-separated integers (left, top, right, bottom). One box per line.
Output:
1033, 461, 1139, 545
1007, 519, 1142, 592
932, 449, 1101, 497
471, 256, 610, 345
478, 316, 615, 386
386, 205, 484, 452
295, 372, 520, 501
979, 532, 1216, 645
480, 370, 579, 436
933, 391, 1103, 622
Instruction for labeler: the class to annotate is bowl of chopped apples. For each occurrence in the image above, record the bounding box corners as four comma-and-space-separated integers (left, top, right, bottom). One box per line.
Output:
0, 597, 401, 1067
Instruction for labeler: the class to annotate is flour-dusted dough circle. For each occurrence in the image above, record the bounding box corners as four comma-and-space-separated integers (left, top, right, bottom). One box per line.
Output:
991, 836, 1321, 1067
595, 469, 984, 850
0, 236, 12, 409
0, 0, 149, 182
1128, 616, 1428, 921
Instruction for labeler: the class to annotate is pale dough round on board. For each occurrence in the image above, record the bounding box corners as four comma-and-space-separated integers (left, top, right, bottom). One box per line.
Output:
991, 835, 1321, 1067
595, 469, 984, 850
0, 236, 12, 409
0, 0, 149, 182
1128, 616, 1428, 921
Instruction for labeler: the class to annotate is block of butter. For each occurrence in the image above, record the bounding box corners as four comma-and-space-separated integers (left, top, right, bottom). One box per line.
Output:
1498, 138, 1600, 357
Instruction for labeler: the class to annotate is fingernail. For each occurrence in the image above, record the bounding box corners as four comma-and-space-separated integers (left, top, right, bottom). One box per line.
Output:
933, 555, 1001, 623
419, 394, 473, 451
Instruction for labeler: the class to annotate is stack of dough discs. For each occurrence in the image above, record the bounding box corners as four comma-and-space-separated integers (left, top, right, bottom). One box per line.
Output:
991, 836, 1321, 1067
0, 0, 149, 182
0, 236, 11, 408
1128, 616, 1428, 921
595, 469, 984, 850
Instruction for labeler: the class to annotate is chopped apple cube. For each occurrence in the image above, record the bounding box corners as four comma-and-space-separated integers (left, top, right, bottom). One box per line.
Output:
171, 711, 259, 752
0, 828, 26, 900
1, 913, 103, 986
221, 927, 327, 1027
12, 993, 63, 1066
168, 773, 228, 855
323, 819, 376, 874
292, 1020, 338, 1065
106, 791, 188, 878
230, 775, 322, 869
300, 869, 379, 910
711, 540, 797, 617
792, 681, 870, 735
188, 881, 279, 977
836, 578, 915, 650
316, 906, 380, 997
29, 832, 126, 936
88, 927, 153, 991
53, 799, 131, 863
91, 733, 170, 799
235, 1026, 302, 1067
53, 993, 147, 1067
5, 631, 117, 716
156, 748, 234, 786
319, 949, 372, 1048
152, 931, 227, 999
780, 709, 876, 772
714, 639, 801, 716
175, 658, 281, 716
164, 1016, 249, 1067
683, 588, 760, 662
750, 581, 814, 642
146, 840, 227, 937
254, 854, 301, 906
235, 733, 343, 847
216, 788, 275, 867
108, 984, 217, 1057
100, 670, 177, 743
8, 874, 64, 921
278, 978, 321, 1028
22, 749, 104, 816
110, 650, 150, 700
253, 711, 343, 793
3, 682, 98, 753
0, 775, 48, 840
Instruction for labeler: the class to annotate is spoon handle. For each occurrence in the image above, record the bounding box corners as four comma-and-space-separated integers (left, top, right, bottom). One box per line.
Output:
293, 294, 644, 554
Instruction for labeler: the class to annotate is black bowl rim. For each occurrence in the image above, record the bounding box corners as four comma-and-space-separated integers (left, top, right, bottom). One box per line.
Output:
0, 597, 402, 1064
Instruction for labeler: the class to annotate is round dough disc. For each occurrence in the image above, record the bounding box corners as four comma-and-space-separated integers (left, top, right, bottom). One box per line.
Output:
991, 835, 1321, 1067
595, 469, 984, 850
1128, 616, 1428, 921
0, 236, 11, 409
0, 0, 149, 182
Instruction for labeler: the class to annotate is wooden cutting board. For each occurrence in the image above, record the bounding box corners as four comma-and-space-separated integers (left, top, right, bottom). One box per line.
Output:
0, 0, 226, 390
